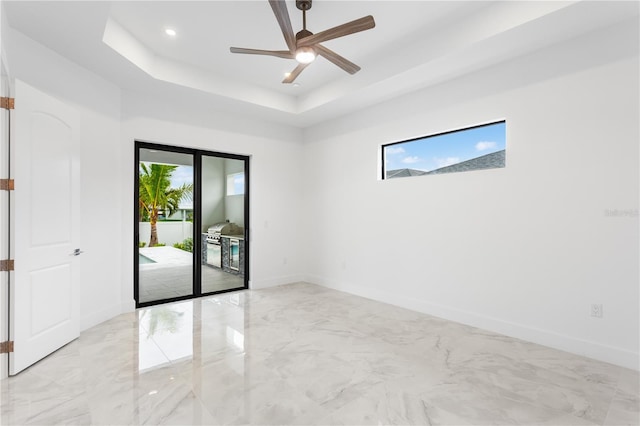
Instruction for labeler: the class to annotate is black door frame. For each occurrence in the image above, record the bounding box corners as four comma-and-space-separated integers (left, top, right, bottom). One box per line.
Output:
134, 141, 250, 308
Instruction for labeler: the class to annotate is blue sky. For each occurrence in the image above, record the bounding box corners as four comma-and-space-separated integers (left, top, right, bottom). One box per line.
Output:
384, 121, 506, 172
170, 166, 193, 188
140, 162, 193, 188
171, 166, 193, 209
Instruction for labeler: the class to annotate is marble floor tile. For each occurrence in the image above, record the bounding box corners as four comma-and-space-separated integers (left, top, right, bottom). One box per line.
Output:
604, 369, 640, 426
1, 282, 638, 425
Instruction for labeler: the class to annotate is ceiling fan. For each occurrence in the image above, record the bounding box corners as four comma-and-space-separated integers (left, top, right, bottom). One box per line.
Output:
230, 0, 375, 84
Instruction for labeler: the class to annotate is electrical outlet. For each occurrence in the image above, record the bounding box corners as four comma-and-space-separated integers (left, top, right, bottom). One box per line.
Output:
591, 304, 603, 318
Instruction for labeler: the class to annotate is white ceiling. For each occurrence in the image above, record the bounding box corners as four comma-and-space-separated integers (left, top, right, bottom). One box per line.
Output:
3, 1, 639, 127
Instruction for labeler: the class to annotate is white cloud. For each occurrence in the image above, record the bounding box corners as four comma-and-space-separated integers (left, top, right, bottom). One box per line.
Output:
402, 156, 421, 164
171, 165, 194, 187
435, 157, 460, 168
476, 141, 497, 151
386, 146, 405, 155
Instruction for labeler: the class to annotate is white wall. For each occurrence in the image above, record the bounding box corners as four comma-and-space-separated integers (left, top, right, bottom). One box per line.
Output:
4, 23, 306, 325
139, 222, 193, 247
225, 158, 245, 227
201, 155, 225, 231
4, 28, 124, 331
201, 157, 245, 231
4, 24, 305, 328
2, 10, 637, 372
302, 21, 639, 370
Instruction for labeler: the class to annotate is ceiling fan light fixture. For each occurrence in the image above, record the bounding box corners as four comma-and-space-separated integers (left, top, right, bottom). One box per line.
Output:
230, 0, 375, 83
295, 46, 316, 64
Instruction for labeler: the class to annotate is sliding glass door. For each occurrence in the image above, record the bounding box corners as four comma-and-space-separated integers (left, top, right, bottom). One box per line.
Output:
137, 147, 194, 304
200, 154, 247, 294
135, 142, 249, 307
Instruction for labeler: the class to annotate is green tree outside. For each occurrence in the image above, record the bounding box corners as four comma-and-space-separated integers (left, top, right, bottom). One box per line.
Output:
139, 163, 193, 247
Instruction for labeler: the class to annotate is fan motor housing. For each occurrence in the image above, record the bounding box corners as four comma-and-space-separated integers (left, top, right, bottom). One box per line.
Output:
296, 29, 313, 41
296, 0, 312, 11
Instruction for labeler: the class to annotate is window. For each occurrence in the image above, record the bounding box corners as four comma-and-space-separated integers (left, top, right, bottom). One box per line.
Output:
226, 172, 245, 195
382, 121, 506, 179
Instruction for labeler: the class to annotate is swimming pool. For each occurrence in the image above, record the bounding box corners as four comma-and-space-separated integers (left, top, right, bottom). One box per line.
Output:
138, 253, 156, 264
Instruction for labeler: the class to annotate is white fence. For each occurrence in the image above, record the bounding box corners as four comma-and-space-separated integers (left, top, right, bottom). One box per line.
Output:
139, 221, 193, 246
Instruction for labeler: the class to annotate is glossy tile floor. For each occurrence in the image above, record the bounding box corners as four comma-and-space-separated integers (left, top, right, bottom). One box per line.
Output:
1, 283, 638, 425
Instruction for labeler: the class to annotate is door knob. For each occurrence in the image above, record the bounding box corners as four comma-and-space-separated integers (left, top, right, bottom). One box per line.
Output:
70, 248, 84, 256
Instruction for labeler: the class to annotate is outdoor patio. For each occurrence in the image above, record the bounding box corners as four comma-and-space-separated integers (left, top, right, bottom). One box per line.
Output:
138, 246, 243, 303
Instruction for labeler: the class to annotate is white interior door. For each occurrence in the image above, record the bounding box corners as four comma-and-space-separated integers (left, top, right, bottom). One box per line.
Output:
10, 80, 80, 375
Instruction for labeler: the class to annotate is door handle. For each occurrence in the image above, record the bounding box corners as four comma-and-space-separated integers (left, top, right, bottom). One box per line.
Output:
69, 248, 84, 256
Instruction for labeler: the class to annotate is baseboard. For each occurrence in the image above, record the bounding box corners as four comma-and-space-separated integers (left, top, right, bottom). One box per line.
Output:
250, 274, 305, 290
121, 299, 136, 313
305, 274, 640, 372
80, 303, 124, 332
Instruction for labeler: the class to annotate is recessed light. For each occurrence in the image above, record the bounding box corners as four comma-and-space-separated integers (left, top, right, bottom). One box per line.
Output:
284, 72, 291, 78
165, 28, 177, 37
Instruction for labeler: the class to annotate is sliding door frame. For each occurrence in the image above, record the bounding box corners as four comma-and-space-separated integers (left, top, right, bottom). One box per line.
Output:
134, 141, 250, 308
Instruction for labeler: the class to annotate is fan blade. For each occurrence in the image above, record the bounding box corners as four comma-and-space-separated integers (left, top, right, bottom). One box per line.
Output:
230, 47, 294, 59
282, 63, 309, 84
297, 15, 375, 47
315, 44, 361, 74
269, 0, 296, 54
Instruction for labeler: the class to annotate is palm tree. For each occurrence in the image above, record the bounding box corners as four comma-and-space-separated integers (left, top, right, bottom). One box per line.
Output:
139, 163, 193, 247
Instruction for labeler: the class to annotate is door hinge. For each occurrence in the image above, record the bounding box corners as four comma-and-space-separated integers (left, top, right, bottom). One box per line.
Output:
0, 341, 14, 354
0, 179, 14, 191
0, 97, 14, 110
0, 259, 14, 271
